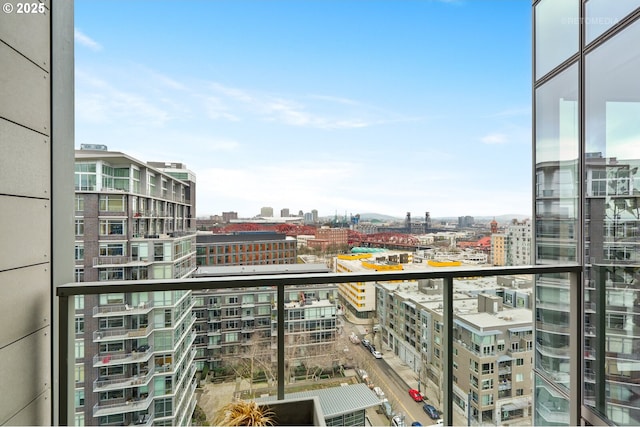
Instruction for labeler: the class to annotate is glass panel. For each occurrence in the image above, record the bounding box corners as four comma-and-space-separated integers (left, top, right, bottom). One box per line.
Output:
586, 0, 640, 44
585, 18, 640, 426
534, 62, 578, 410
535, 375, 570, 425
535, 0, 579, 80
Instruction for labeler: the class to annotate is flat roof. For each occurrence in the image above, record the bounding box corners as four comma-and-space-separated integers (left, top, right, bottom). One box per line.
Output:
255, 383, 382, 418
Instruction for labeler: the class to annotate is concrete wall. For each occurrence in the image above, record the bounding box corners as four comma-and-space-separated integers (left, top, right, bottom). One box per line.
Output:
0, 1, 74, 424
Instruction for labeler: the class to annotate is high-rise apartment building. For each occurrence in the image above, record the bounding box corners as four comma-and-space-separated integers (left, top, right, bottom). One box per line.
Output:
260, 206, 274, 217
73, 147, 198, 425
534, 2, 640, 425
376, 277, 534, 425
506, 220, 532, 266
491, 234, 508, 266
190, 272, 337, 375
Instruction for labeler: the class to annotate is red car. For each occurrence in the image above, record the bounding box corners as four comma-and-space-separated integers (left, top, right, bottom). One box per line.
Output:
408, 388, 423, 402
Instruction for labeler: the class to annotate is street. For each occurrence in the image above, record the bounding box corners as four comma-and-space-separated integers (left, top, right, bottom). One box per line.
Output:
342, 315, 442, 426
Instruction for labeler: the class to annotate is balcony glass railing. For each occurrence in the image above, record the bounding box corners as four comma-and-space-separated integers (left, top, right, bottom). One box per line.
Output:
92, 346, 153, 367
92, 389, 154, 417
57, 264, 582, 426
93, 367, 155, 392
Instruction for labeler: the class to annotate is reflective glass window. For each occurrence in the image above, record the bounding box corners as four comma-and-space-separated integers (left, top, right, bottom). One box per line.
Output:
535, 0, 579, 79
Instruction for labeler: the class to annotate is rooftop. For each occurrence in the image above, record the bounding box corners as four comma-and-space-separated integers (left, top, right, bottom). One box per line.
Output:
255, 383, 381, 419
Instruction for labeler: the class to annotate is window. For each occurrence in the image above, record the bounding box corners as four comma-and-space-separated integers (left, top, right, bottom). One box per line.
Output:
74, 295, 84, 310
75, 340, 84, 359
75, 195, 84, 211
516, 373, 524, 382
482, 378, 493, 390
74, 364, 84, 383
99, 195, 125, 211
75, 316, 84, 334
74, 244, 84, 261
99, 317, 124, 329
99, 219, 125, 235
482, 363, 494, 375
98, 268, 124, 281
516, 358, 525, 366
99, 341, 124, 353
98, 414, 124, 425
481, 394, 494, 406
75, 219, 84, 236
470, 375, 478, 388
74, 268, 84, 283
74, 389, 84, 408
99, 293, 124, 305
99, 242, 125, 256
154, 397, 173, 418
75, 163, 97, 190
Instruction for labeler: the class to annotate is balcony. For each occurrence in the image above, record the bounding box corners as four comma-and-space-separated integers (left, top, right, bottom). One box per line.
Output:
93, 367, 155, 392
57, 263, 582, 426
93, 324, 153, 342
93, 301, 154, 317
92, 389, 154, 417
93, 346, 153, 367
93, 256, 151, 267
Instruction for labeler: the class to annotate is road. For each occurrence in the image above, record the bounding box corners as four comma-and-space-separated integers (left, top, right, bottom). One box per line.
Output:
342, 317, 440, 426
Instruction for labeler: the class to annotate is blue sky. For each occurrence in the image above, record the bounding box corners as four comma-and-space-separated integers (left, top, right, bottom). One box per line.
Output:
75, 0, 532, 219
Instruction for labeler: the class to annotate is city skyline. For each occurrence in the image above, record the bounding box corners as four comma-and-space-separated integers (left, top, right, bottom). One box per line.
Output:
75, 0, 532, 218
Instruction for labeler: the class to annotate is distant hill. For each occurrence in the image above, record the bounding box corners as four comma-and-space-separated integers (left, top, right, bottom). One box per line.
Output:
357, 213, 404, 222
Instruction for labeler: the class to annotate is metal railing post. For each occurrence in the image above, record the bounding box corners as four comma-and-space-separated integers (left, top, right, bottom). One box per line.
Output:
569, 269, 582, 427
277, 284, 285, 400
443, 275, 454, 427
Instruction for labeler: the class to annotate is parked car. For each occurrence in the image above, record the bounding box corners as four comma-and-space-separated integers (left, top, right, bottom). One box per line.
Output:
362, 339, 371, 349
373, 386, 385, 399
408, 388, 423, 402
380, 400, 394, 420
392, 415, 406, 427
422, 403, 440, 420
410, 422, 423, 426
371, 350, 383, 359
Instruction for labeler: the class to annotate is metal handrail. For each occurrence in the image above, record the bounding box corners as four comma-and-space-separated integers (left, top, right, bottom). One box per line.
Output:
57, 263, 582, 426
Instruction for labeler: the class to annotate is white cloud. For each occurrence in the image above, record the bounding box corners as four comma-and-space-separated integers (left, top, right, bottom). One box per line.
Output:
481, 133, 509, 144
74, 29, 102, 51
203, 82, 407, 129
76, 70, 171, 125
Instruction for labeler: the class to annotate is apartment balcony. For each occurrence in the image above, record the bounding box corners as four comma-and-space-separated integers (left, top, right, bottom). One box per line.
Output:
93, 324, 153, 342
93, 301, 154, 317
537, 344, 570, 358
92, 389, 155, 417
93, 346, 153, 367
536, 400, 570, 425
498, 380, 512, 391
93, 367, 155, 392
57, 263, 582, 427
93, 256, 152, 267
129, 409, 154, 426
